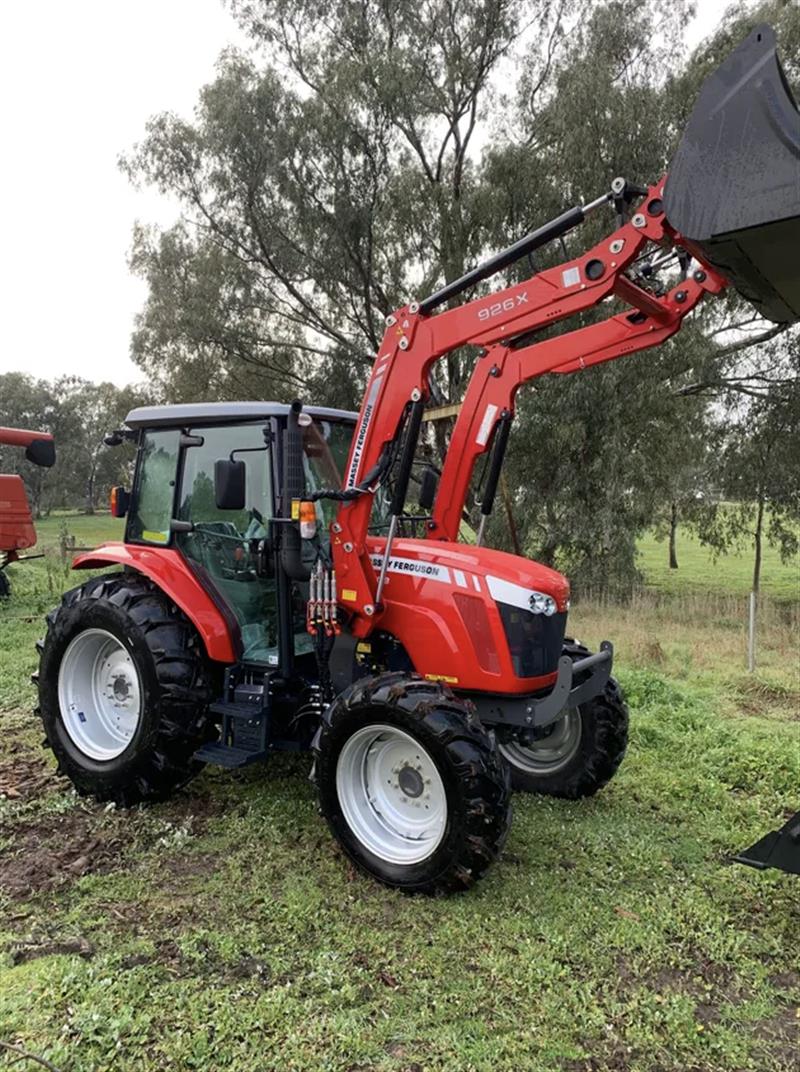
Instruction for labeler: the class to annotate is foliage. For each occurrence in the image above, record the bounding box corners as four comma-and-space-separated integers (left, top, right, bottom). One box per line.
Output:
694, 340, 800, 592
121, 0, 800, 590
0, 373, 147, 515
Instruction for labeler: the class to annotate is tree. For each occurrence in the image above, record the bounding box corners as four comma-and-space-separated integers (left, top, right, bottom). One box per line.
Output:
696, 342, 800, 596
52, 379, 145, 514
124, 0, 577, 404
0, 373, 147, 516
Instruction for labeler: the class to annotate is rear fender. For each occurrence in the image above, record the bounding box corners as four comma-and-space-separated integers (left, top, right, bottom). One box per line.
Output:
72, 542, 237, 664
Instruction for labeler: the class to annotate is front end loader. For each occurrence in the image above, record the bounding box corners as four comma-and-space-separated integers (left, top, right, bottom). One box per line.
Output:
0, 427, 55, 597
34, 25, 800, 892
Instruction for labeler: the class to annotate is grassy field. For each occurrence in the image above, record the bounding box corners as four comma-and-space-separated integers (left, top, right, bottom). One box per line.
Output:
637, 528, 799, 603
0, 515, 798, 1071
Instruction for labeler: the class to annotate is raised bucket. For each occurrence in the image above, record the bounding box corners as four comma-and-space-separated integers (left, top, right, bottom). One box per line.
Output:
664, 25, 800, 324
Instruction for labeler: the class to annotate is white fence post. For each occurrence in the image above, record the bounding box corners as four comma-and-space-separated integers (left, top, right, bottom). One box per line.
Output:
747, 591, 757, 673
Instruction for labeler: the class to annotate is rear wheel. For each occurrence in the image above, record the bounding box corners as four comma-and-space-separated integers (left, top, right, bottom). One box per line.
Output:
37, 572, 215, 806
498, 642, 628, 799
0, 569, 10, 598
314, 673, 512, 894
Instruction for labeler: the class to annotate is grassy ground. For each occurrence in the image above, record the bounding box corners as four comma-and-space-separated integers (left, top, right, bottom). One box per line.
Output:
0, 515, 798, 1071
637, 527, 799, 602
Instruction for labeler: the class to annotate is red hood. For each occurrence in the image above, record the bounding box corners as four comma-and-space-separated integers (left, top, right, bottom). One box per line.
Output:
365, 536, 570, 612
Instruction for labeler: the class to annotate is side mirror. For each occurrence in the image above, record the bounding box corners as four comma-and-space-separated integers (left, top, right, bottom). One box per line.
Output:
214, 459, 246, 510
418, 466, 439, 511
25, 438, 55, 468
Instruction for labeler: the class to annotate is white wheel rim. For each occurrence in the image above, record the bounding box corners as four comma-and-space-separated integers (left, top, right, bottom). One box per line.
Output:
336, 724, 447, 865
498, 709, 582, 775
57, 628, 142, 761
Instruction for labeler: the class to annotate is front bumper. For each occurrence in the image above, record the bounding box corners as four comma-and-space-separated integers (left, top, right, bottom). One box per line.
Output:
471, 641, 613, 731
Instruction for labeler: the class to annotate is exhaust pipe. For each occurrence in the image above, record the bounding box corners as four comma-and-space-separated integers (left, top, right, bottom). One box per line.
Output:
664, 24, 800, 324
281, 399, 310, 581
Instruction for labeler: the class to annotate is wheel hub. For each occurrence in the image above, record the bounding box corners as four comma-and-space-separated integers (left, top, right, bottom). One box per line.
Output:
397, 764, 424, 798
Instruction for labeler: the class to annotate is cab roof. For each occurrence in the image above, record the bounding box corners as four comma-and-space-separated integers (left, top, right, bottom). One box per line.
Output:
125, 401, 357, 429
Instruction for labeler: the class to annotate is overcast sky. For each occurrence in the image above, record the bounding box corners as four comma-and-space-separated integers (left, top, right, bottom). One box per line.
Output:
0, 1, 733, 389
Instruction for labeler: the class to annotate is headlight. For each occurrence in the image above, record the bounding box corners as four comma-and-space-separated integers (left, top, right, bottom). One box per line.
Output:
529, 591, 557, 616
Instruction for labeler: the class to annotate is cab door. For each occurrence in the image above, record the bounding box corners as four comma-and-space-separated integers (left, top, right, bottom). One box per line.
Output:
174, 423, 280, 666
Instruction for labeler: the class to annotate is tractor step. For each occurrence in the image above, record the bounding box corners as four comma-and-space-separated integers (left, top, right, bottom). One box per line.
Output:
209, 700, 265, 721
194, 741, 267, 768
198, 674, 273, 768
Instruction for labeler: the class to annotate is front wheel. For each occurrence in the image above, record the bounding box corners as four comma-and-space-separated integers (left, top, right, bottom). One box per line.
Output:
314, 673, 512, 894
498, 642, 628, 799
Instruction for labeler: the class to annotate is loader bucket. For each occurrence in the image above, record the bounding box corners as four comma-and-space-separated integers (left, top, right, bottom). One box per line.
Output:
664, 24, 800, 324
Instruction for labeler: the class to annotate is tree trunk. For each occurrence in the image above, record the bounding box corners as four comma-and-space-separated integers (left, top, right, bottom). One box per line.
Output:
85, 464, 96, 515
752, 495, 765, 594
668, 501, 679, 569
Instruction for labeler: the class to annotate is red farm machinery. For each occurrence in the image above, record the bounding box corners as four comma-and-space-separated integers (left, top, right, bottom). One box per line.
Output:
0, 427, 55, 597
35, 26, 800, 890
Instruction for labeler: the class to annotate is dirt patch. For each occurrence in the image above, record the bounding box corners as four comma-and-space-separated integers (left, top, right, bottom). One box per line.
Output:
9, 936, 94, 965
0, 808, 125, 901
615, 955, 744, 1007
0, 743, 59, 802
752, 1005, 799, 1043
770, 970, 800, 995
153, 789, 225, 834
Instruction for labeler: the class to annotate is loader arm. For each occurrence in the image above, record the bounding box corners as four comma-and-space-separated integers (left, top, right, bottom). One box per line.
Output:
430, 233, 727, 542
332, 178, 727, 631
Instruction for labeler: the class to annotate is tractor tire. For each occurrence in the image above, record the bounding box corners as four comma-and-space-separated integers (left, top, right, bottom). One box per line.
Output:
314, 672, 512, 895
498, 640, 628, 799
37, 572, 215, 806
0, 570, 9, 599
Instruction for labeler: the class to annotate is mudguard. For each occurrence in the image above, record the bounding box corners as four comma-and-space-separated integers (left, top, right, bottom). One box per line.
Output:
664, 24, 800, 323
72, 542, 237, 663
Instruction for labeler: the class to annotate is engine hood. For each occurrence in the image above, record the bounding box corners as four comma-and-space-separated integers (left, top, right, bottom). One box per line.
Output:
365, 536, 570, 613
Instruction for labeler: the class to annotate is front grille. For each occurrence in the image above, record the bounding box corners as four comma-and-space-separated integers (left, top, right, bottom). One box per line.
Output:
496, 605, 567, 678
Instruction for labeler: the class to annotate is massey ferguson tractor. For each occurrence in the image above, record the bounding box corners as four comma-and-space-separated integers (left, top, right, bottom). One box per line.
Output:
35, 26, 800, 891
0, 427, 55, 597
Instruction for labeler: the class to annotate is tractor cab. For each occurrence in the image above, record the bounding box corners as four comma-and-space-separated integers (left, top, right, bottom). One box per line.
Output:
117, 402, 359, 669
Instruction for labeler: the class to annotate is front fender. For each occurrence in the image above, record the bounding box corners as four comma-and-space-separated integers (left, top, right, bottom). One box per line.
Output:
72, 542, 236, 664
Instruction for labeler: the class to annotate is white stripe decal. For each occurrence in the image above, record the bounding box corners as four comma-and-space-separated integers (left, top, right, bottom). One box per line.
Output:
476, 403, 498, 446
486, 574, 539, 612
454, 569, 467, 588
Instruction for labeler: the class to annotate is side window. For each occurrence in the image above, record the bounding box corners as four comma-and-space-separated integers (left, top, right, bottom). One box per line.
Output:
177, 424, 272, 533
128, 430, 180, 544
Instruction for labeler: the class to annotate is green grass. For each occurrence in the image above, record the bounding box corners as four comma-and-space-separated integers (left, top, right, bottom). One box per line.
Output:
0, 513, 798, 1070
638, 526, 799, 602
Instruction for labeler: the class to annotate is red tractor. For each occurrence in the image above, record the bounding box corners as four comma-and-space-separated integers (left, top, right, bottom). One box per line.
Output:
35, 27, 800, 890
0, 427, 56, 597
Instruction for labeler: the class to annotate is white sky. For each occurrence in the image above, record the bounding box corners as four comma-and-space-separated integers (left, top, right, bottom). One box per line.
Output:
0, 0, 733, 389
